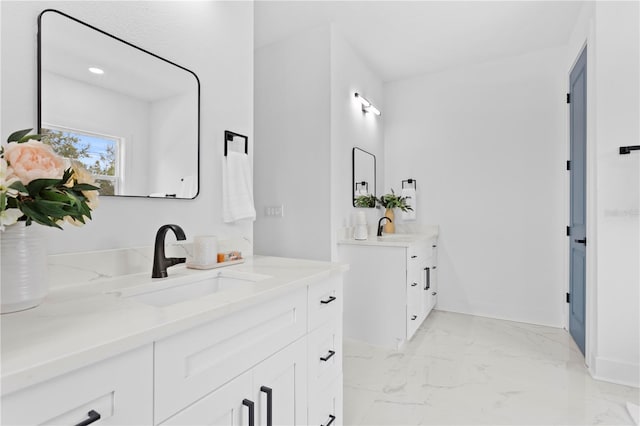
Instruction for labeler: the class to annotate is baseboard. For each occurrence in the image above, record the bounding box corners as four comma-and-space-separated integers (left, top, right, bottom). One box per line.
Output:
593, 356, 640, 388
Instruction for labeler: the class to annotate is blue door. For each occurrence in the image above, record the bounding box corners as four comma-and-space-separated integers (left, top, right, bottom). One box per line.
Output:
569, 47, 587, 355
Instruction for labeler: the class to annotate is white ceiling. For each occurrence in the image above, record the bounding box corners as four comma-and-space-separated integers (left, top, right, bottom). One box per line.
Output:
254, 1, 585, 82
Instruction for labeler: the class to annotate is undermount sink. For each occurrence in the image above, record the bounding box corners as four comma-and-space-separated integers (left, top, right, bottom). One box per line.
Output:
112, 270, 271, 307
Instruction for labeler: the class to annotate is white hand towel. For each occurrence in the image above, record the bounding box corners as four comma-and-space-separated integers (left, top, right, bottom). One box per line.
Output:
400, 187, 417, 221
223, 152, 256, 223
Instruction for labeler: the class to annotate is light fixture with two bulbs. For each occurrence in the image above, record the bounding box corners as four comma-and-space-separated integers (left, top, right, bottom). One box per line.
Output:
354, 92, 381, 116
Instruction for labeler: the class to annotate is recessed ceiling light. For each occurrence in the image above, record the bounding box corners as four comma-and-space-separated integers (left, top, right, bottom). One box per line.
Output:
88, 67, 104, 75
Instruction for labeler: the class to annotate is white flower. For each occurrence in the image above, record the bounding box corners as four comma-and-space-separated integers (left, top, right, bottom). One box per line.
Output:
0, 208, 23, 231
0, 158, 21, 198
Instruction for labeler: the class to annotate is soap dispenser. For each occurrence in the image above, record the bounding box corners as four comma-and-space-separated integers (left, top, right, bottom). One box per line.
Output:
354, 211, 368, 240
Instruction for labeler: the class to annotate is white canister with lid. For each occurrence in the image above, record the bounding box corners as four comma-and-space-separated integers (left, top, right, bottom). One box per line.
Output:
353, 211, 368, 240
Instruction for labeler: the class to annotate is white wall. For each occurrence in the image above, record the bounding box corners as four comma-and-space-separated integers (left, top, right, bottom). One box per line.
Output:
42, 71, 152, 195
330, 27, 384, 261
254, 25, 384, 261
385, 46, 567, 327
1, 1, 254, 254
592, 1, 639, 387
254, 26, 332, 260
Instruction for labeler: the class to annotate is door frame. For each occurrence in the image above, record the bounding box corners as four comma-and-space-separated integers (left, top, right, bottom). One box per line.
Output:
565, 37, 597, 373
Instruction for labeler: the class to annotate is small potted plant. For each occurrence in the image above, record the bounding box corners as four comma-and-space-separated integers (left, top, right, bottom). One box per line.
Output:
354, 193, 377, 208
377, 189, 412, 234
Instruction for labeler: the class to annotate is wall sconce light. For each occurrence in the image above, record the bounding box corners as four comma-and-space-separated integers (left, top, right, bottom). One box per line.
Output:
354, 92, 381, 116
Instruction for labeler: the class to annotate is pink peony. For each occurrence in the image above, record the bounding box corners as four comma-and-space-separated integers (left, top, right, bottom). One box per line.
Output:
3, 140, 67, 185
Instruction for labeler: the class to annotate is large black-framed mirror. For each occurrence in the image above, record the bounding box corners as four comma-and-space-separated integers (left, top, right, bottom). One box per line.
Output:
38, 9, 200, 199
352, 147, 376, 207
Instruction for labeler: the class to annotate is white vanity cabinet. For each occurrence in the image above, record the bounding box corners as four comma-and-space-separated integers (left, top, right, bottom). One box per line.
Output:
2, 345, 153, 426
339, 235, 438, 348
307, 275, 343, 426
2, 265, 345, 426
153, 287, 308, 423
159, 338, 307, 426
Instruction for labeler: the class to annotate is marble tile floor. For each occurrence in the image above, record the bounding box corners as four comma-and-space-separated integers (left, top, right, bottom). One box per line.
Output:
343, 310, 639, 426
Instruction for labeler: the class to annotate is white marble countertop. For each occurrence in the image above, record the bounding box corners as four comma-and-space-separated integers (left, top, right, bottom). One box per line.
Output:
337, 230, 438, 248
0, 255, 347, 395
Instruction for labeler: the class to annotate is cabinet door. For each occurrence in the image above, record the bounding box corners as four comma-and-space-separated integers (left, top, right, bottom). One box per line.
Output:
160, 371, 252, 426
253, 338, 307, 426
422, 265, 434, 318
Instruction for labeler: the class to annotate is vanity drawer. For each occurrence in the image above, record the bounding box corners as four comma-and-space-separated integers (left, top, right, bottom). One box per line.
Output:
2, 345, 153, 426
308, 319, 342, 390
154, 287, 307, 423
309, 376, 343, 426
308, 274, 343, 331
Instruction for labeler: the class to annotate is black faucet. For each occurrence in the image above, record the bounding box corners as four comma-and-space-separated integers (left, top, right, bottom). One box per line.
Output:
152, 224, 187, 278
377, 217, 392, 237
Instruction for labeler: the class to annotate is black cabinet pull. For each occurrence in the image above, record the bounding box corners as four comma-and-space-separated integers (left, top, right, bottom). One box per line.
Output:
411, 315, 417, 320
322, 414, 336, 426
320, 296, 336, 304
433, 266, 437, 270
432, 292, 437, 296
574, 238, 587, 245
411, 255, 417, 259
424, 267, 430, 290
242, 399, 255, 426
74, 410, 101, 426
260, 386, 273, 426
411, 282, 418, 287
432, 244, 437, 248
320, 350, 336, 361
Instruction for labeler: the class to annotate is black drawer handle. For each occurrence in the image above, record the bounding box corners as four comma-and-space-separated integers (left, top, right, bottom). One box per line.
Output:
320, 296, 336, 304
411, 255, 417, 259
322, 414, 336, 426
74, 410, 101, 426
411, 282, 418, 287
433, 266, 437, 270
243, 399, 255, 426
432, 244, 437, 248
260, 386, 273, 426
432, 292, 437, 296
320, 350, 336, 361
411, 315, 417, 320
574, 238, 587, 245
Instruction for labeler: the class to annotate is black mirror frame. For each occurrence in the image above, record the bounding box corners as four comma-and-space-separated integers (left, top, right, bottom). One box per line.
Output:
352, 147, 377, 208
37, 9, 201, 200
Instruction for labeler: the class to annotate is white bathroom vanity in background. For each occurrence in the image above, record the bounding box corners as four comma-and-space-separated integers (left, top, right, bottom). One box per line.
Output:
338, 229, 439, 349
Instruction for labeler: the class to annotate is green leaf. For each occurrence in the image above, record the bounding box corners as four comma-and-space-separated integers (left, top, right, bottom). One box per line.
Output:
8, 181, 28, 194
33, 199, 70, 218
71, 183, 100, 191
17, 134, 43, 143
0, 192, 5, 210
18, 201, 61, 229
26, 178, 61, 195
7, 129, 32, 143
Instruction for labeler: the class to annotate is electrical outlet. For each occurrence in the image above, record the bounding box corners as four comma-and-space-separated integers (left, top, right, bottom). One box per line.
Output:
264, 205, 284, 217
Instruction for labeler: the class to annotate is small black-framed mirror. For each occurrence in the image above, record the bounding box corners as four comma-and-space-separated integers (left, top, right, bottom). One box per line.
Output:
38, 9, 200, 199
352, 147, 376, 208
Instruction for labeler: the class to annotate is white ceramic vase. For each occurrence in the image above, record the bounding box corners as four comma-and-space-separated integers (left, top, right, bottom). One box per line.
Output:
1, 222, 48, 314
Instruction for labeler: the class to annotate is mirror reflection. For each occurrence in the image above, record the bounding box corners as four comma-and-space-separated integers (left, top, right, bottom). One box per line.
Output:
38, 9, 200, 198
352, 147, 376, 207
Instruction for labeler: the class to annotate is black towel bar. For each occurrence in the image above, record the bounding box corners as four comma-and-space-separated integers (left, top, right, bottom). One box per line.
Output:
620, 145, 640, 155
402, 179, 417, 190
224, 130, 248, 156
